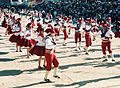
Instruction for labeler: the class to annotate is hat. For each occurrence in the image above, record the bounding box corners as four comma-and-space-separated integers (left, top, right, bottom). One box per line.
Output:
45, 28, 55, 34
17, 18, 21, 21
36, 27, 44, 32
26, 23, 31, 28
37, 23, 42, 27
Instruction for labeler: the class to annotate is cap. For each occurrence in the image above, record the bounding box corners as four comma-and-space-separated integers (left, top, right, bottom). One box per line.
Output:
45, 28, 55, 34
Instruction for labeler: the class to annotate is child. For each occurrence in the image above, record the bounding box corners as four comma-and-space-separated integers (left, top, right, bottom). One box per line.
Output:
29, 23, 45, 69
18, 23, 36, 58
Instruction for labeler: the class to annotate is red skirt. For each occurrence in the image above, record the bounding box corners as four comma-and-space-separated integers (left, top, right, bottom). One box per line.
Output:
18, 38, 36, 47
9, 35, 21, 43
29, 46, 45, 56
115, 32, 120, 38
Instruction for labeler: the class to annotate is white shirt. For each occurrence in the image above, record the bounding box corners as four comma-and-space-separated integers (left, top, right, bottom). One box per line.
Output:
12, 24, 21, 36
23, 29, 32, 39
98, 29, 115, 39
36, 36, 45, 46
85, 25, 92, 31
45, 36, 56, 49
105, 30, 115, 38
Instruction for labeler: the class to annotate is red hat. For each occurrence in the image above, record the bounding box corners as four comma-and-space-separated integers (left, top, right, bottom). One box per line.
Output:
26, 23, 31, 28
36, 27, 44, 32
48, 24, 52, 27
17, 18, 21, 21
37, 23, 42, 27
63, 16, 67, 21
45, 28, 55, 34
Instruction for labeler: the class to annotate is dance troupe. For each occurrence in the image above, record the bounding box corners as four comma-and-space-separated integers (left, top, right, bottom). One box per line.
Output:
0, 10, 119, 82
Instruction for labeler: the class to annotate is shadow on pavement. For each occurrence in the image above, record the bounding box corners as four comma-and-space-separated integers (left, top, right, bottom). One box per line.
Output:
94, 61, 120, 68
0, 58, 15, 62
59, 61, 97, 70
12, 81, 54, 88
0, 51, 9, 55
0, 70, 22, 76
55, 75, 120, 88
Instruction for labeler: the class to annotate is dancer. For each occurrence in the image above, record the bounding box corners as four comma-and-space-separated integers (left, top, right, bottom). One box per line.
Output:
18, 23, 36, 58
44, 28, 60, 82
84, 18, 92, 54
9, 18, 22, 52
29, 23, 45, 69
99, 21, 115, 62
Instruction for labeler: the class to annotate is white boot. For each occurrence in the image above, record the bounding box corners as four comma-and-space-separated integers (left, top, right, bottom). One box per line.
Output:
78, 42, 81, 51
110, 54, 115, 61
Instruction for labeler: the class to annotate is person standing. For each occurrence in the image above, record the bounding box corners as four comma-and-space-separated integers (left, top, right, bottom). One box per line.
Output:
99, 21, 115, 62
44, 28, 60, 82
84, 18, 92, 54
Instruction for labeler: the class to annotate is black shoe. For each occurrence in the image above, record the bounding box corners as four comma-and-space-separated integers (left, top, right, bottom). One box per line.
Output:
102, 59, 108, 62
16, 50, 18, 52
19, 50, 22, 52
43, 65, 46, 69
85, 52, 89, 55
44, 78, 52, 83
53, 75, 60, 79
38, 66, 44, 70
112, 59, 115, 62
27, 56, 29, 58
63, 43, 66, 46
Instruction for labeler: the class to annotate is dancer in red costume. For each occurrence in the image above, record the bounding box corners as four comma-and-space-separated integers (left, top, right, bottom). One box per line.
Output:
99, 21, 115, 62
18, 23, 36, 58
29, 23, 46, 69
9, 18, 22, 52
84, 18, 92, 54
44, 28, 60, 82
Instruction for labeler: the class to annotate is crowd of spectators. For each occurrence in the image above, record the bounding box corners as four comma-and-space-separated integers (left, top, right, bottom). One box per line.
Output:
0, 0, 119, 29
34, 0, 120, 22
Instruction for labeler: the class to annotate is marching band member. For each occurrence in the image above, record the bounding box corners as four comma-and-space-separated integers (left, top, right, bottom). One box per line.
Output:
44, 28, 60, 82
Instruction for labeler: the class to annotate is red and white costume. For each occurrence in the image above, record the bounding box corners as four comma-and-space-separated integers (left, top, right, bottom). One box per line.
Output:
84, 23, 92, 47
74, 23, 84, 44
45, 32, 59, 71
62, 21, 68, 41
18, 27, 36, 47
30, 24, 45, 56
9, 22, 22, 44
29, 33, 45, 56
99, 28, 114, 57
